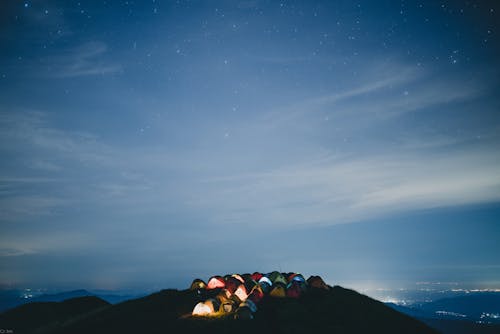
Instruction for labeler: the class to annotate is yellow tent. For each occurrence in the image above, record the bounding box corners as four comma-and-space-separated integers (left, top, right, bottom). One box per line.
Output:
269, 284, 286, 298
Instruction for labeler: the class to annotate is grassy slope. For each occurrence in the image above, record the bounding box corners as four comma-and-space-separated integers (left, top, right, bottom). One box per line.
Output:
1, 286, 439, 334
0, 296, 110, 333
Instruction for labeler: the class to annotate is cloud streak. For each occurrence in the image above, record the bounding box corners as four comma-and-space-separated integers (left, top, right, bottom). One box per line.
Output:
192, 146, 500, 227
46, 41, 122, 78
0, 59, 497, 227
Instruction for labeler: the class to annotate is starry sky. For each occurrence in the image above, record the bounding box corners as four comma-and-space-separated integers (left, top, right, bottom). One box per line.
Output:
0, 0, 499, 291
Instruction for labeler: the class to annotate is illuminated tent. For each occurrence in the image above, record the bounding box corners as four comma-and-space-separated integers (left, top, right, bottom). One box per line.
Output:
207, 276, 226, 289
190, 271, 330, 318
192, 302, 212, 316
192, 298, 221, 316
225, 276, 242, 294
269, 282, 286, 298
190, 278, 207, 290
307, 275, 329, 290
232, 274, 245, 283
216, 289, 235, 313
233, 284, 248, 302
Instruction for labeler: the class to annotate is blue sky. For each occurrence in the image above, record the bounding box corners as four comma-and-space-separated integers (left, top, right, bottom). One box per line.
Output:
0, 0, 499, 290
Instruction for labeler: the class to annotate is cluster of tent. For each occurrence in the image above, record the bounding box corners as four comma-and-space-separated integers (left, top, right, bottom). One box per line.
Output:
189, 271, 329, 319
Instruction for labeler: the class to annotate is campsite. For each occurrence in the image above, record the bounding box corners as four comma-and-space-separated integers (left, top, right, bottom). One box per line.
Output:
0, 271, 438, 334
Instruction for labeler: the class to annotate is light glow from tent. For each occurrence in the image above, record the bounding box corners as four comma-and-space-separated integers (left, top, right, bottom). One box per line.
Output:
207, 278, 225, 289
234, 285, 248, 302
232, 274, 244, 283
192, 302, 213, 316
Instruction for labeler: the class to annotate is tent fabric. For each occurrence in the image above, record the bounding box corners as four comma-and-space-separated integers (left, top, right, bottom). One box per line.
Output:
222, 303, 234, 313
251, 272, 263, 282
190, 278, 207, 290
215, 290, 233, 304
244, 278, 258, 293
274, 275, 287, 286
268, 271, 280, 282
249, 283, 263, 295
218, 288, 232, 299
216, 290, 235, 313
286, 281, 303, 298
234, 284, 248, 302
247, 287, 264, 304
269, 283, 286, 298
268, 271, 287, 286
241, 273, 253, 282
288, 273, 306, 283
258, 276, 272, 294
190, 271, 330, 318
307, 275, 329, 290
225, 276, 242, 294
258, 276, 272, 286
192, 302, 213, 316
287, 275, 307, 291
207, 276, 226, 289
232, 274, 245, 283
192, 298, 220, 316
208, 298, 221, 313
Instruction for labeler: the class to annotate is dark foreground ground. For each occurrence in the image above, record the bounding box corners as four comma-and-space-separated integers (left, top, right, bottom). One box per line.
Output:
1, 285, 439, 334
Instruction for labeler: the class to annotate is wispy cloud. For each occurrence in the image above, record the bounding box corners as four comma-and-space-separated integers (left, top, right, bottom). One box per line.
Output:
192, 146, 500, 227
46, 41, 122, 78
0, 110, 114, 165
0, 247, 37, 257
3, 58, 496, 226
172, 61, 498, 228
258, 60, 485, 131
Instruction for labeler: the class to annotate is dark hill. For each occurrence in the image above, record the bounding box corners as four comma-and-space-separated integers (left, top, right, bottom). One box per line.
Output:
30, 289, 93, 303
0, 289, 93, 312
0, 296, 110, 333
0, 288, 139, 312
1, 286, 438, 334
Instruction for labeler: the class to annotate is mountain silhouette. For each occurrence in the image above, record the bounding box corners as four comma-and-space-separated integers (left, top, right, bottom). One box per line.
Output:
0, 288, 140, 312
0, 295, 109, 333
1, 286, 438, 334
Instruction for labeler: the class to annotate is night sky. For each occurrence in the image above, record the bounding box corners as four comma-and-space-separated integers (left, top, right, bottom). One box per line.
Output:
0, 0, 499, 291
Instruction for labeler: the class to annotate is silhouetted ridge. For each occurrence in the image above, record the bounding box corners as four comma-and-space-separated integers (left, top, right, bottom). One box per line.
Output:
0, 296, 110, 333
0, 272, 439, 334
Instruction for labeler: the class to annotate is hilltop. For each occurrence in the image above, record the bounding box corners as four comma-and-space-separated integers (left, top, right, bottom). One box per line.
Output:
1, 285, 437, 334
